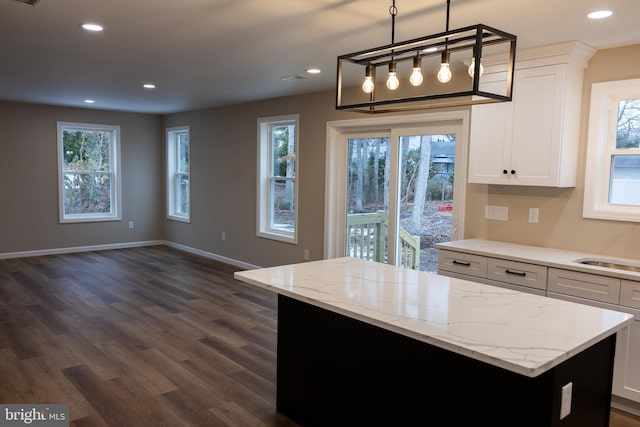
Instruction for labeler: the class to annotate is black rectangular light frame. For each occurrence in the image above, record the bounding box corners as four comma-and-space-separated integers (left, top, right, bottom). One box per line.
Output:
336, 24, 517, 114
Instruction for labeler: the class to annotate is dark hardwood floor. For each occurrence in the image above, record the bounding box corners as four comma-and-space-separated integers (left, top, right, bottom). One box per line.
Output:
0, 246, 638, 426
0, 246, 297, 426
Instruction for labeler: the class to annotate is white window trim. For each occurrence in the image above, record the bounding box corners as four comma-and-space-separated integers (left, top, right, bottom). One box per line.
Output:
167, 125, 191, 223
257, 114, 299, 244
324, 111, 469, 259
57, 121, 121, 223
584, 79, 640, 222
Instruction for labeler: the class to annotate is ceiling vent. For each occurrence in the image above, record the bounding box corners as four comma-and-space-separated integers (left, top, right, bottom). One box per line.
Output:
280, 75, 308, 81
10, 0, 40, 5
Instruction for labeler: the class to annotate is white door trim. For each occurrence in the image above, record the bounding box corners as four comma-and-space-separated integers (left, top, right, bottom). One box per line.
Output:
324, 111, 470, 260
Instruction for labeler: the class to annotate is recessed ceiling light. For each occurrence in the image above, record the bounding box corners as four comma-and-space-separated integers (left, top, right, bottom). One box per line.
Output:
306, 68, 321, 74
82, 23, 104, 32
143, 83, 156, 89
587, 10, 613, 19
84, 99, 95, 104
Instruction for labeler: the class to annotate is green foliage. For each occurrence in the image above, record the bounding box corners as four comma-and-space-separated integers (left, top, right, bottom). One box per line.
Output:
272, 125, 296, 177
426, 177, 453, 201
62, 129, 113, 215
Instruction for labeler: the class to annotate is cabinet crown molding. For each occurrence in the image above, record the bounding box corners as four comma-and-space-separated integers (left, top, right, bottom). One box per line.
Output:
483, 41, 597, 74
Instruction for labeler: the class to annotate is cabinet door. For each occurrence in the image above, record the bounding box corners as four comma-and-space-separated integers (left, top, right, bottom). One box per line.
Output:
468, 75, 512, 184
509, 65, 566, 186
468, 64, 573, 186
612, 308, 640, 403
487, 258, 547, 290
437, 249, 488, 279
548, 268, 621, 304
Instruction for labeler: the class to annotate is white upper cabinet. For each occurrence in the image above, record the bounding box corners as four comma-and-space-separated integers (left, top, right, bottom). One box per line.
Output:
468, 42, 595, 187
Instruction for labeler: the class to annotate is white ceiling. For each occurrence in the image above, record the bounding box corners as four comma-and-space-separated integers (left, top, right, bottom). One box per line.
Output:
2, 0, 640, 114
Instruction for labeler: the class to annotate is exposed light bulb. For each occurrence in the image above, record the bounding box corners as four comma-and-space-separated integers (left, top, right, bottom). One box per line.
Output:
362, 64, 375, 94
386, 72, 399, 90
362, 76, 375, 94
468, 57, 484, 78
410, 68, 423, 86
437, 64, 451, 83
386, 61, 399, 90
409, 56, 423, 86
437, 51, 452, 83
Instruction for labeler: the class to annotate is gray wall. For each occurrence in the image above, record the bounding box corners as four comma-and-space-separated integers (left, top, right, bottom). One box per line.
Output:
162, 91, 363, 267
2, 43, 640, 266
0, 102, 163, 253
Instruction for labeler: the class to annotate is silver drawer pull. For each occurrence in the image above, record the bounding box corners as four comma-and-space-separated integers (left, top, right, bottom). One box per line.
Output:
505, 269, 526, 277
452, 260, 471, 267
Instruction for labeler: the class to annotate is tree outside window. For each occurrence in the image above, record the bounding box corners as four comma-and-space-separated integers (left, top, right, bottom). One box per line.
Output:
257, 115, 298, 243
57, 122, 121, 223
167, 126, 190, 222
584, 79, 640, 222
610, 99, 640, 205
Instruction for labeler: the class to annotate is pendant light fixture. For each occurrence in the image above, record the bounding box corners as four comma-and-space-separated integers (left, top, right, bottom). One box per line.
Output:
336, 0, 517, 113
437, 0, 452, 84
409, 54, 424, 86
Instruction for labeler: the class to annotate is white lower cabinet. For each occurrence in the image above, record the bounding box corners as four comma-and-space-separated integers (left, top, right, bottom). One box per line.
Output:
547, 268, 621, 305
437, 247, 640, 406
614, 281, 640, 402
437, 249, 546, 295
613, 308, 640, 402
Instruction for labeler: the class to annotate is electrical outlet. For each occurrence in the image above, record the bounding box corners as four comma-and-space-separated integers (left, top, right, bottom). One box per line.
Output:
221, 231, 226, 241
303, 249, 310, 261
128, 221, 134, 229
560, 382, 572, 419
528, 208, 539, 223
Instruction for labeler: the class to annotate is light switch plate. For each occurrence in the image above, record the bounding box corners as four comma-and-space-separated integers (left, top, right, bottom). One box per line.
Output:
485, 205, 508, 221
560, 382, 572, 419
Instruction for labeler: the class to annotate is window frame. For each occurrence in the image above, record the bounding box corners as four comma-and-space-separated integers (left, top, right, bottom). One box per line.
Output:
257, 114, 299, 244
166, 125, 191, 223
57, 121, 121, 223
584, 79, 640, 222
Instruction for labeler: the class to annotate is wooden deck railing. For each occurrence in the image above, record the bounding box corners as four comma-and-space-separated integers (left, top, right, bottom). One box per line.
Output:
346, 211, 420, 270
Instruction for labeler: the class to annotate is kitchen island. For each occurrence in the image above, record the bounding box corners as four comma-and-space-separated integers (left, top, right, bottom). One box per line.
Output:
234, 257, 634, 426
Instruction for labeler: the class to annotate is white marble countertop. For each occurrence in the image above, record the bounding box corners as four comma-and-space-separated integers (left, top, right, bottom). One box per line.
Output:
436, 239, 640, 281
234, 257, 633, 378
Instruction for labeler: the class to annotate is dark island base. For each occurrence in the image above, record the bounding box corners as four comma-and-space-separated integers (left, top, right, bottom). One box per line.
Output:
276, 295, 616, 427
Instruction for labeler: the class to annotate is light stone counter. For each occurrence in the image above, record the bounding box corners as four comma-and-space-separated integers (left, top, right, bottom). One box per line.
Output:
436, 238, 640, 281
234, 256, 633, 378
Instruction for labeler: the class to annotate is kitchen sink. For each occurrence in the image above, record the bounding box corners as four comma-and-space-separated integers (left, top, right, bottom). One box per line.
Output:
575, 258, 640, 273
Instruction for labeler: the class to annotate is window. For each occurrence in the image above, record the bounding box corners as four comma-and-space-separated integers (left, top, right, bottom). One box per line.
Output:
167, 126, 190, 222
584, 79, 640, 222
57, 122, 121, 223
257, 115, 298, 243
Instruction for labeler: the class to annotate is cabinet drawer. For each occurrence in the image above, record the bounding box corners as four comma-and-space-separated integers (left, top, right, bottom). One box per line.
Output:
487, 258, 547, 290
548, 268, 621, 304
621, 280, 640, 309
437, 250, 487, 279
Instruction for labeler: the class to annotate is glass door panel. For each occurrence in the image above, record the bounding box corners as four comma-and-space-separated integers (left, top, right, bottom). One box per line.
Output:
346, 136, 391, 264
397, 132, 457, 272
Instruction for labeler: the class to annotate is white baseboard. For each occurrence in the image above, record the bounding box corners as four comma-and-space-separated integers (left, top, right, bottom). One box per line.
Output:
0, 240, 164, 260
163, 241, 261, 270
612, 395, 640, 417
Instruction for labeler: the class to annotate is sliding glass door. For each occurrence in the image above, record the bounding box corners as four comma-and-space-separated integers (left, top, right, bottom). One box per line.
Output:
344, 124, 461, 272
